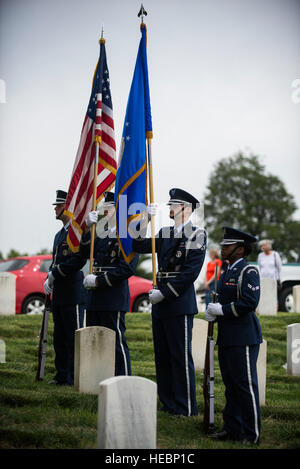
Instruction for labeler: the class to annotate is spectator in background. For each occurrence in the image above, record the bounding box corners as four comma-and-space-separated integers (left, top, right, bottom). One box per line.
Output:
204, 248, 222, 306
257, 239, 282, 303
257, 239, 282, 280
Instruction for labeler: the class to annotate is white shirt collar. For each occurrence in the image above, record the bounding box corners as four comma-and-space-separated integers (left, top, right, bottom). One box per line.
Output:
227, 257, 244, 270
175, 220, 190, 234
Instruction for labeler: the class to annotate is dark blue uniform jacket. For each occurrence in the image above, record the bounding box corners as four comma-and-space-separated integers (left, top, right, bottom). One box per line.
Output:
132, 222, 206, 318
217, 258, 262, 347
50, 225, 86, 307
80, 230, 139, 312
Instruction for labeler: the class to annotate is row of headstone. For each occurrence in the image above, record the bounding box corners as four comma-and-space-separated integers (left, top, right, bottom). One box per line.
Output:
74, 326, 156, 448
256, 281, 300, 316
74, 322, 268, 401
92, 321, 300, 449
74, 323, 269, 449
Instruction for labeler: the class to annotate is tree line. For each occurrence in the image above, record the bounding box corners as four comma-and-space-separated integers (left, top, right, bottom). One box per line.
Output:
0, 248, 51, 261
204, 153, 300, 262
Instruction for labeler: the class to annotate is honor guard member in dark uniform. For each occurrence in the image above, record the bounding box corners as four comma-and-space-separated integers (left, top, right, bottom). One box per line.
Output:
206, 227, 262, 444
44, 190, 86, 385
132, 188, 207, 416
79, 191, 139, 376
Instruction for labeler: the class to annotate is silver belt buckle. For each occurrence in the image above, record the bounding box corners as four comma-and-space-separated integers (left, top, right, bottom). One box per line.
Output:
157, 271, 177, 280
92, 266, 115, 274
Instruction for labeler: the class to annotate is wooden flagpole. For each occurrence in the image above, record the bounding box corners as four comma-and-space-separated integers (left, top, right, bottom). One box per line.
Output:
89, 30, 105, 274
146, 137, 157, 288
89, 141, 100, 274
138, 6, 156, 287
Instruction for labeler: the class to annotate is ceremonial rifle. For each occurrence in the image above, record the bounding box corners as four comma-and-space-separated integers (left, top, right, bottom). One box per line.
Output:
36, 294, 51, 381
203, 265, 219, 433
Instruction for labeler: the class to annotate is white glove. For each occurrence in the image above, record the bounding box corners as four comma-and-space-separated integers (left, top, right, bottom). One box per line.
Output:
205, 302, 224, 322
48, 271, 54, 287
83, 274, 98, 289
86, 211, 99, 227
147, 203, 159, 216
43, 278, 52, 295
149, 289, 165, 304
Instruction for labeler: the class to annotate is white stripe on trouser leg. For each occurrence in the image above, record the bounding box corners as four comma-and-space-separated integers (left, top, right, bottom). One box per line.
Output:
117, 312, 128, 375
76, 304, 80, 329
246, 346, 259, 443
83, 309, 86, 328
184, 315, 191, 416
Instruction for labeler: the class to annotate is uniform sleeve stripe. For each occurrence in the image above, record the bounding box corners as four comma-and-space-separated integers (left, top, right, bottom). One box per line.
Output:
167, 282, 179, 297
57, 265, 66, 277
104, 272, 112, 287
81, 238, 91, 246
231, 302, 239, 317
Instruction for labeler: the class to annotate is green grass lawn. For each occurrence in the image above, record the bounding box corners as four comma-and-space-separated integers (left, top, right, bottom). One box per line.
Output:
0, 312, 300, 449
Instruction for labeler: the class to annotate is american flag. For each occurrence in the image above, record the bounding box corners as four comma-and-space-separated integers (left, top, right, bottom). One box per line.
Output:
65, 38, 117, 252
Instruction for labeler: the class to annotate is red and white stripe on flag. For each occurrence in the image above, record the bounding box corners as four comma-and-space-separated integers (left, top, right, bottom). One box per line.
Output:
65, 95, 117, 252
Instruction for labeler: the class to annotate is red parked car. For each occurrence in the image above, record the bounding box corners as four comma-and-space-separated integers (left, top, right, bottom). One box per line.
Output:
0, 255, 152, 314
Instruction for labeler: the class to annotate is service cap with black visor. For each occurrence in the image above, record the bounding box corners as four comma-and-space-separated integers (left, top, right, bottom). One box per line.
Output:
220, 226, 257, 264
206, 227, 258, 322
52, 190, 68, 222
167, 187, 199, 225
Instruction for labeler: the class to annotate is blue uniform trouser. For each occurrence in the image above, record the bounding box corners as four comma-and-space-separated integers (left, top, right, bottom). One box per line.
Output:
86, 310, 131, 376
52, 304, 84, 385
218, 344, 261, 443
152, 314, 197, 416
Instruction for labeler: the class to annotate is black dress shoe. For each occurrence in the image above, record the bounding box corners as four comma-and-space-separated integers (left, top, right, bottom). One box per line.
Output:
48, 379, 60, 385
241, 438, 259, 446
48, 379, 72, 386
208, 430, 232, 441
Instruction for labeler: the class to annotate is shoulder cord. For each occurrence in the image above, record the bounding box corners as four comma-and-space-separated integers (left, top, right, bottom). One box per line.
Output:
237, 264, 259, 300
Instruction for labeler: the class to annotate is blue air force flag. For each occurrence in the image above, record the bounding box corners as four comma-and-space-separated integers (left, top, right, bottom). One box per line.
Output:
114, 24, 152, 262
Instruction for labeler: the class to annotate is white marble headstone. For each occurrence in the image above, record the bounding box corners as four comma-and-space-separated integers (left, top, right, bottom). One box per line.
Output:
287, 323, 300, 376
293, 286, 300, 313
192, 318, 208, 371
98, 376, 157, 449
256, 278, 277, 316
257, 339, 267, 406
0, 273, 16, 315
74, 326, 115, 394
0, 339, 5, 363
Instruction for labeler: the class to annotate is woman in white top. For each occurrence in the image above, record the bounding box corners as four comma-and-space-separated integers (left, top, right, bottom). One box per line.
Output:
257, 239, 282, 306
257, 240, 282, 280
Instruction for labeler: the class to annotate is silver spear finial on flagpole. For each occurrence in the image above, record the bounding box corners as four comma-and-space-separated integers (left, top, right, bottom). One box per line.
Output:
99, 25, 105, 44
138, 4, 147, 23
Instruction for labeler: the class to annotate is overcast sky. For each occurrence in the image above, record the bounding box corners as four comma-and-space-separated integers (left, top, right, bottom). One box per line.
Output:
0, 0, 299, 257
